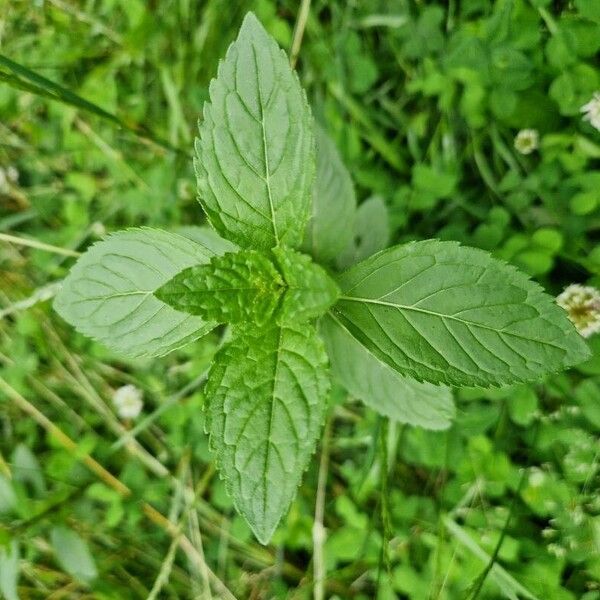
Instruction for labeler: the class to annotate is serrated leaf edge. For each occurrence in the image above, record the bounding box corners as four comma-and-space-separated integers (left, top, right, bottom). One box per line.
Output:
194, 12, 316, 251
203, 324, 331, 544
53, 227, 218, 359
333, 239, 590, 388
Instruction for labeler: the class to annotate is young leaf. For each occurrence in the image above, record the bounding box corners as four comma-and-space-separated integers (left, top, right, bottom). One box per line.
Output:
206, 323, 330, 543
156, 250, 284, 326
157, 248, 339, 325
303, 125, 356, 264
321, 314, 455, 430
272, 247, 340, 323
337, 195, 390, 269
54, 228, 217, 358
333, 240, 590, 388
195, 12, 315, 250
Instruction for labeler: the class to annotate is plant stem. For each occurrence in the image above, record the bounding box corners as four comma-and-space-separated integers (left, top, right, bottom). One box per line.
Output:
466, 467, 530, 600
110, 371, 208, 452
147, 456, 189, 600
0, 376, 237, 600
0, 54, 188, 157
0, 282, 62, 320
313, 416, 331, 600
0, 232, 81, 257
377, 417, 392, 595
290, 0, 312, 68
0, 375, 129, 495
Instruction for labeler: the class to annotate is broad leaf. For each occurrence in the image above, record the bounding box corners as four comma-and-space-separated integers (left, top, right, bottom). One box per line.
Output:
156, 250, 284, 325
206, 323, 330, 543
157, 248, 339, 325
303, 126, 356, 264
321, 314, 455, 429
195, 12, 315, 250
51, 526, 98, 584
337, 195, 390, 270
54, 228, 216, 358
176, 225, 238, 255
333, 240, 590, 387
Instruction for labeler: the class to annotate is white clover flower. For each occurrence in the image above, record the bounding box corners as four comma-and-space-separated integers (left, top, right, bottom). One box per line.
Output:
547, 543, 566, 558
529, 468, 545, 488
570, 506, 585, 526
557, 284, 600, 338
514, 129, 539, 155
112, 384, 144, 420
581, 92, 600, 131
91, 221, 107, 238
542, 527, 556, 539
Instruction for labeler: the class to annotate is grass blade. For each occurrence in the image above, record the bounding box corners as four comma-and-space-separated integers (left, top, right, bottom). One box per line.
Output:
0, 54, 188, 156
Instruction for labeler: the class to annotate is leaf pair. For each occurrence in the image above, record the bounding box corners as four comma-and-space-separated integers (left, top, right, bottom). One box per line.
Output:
54, 12, 589, 545
155, 248, 339, 326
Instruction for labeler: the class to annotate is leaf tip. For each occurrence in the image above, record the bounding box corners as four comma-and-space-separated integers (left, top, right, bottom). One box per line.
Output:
239, 11, 266, 39
250, 521, 277, 546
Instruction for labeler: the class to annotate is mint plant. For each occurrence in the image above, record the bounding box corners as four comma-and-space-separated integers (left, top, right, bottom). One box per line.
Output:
54, 13, 590, 544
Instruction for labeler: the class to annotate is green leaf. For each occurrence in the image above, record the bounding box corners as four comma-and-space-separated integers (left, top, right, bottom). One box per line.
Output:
50, 526, 98, 585
156, 248, 339, 325
54, 228, 216, 358
321, 314, 454, 429
333, 240, 590, 388
0, 540, 19, 600
206, 323, 330, 543
412, 163, 458, 200
444, 517, 541, 600
11, 444, 46, 496
507, 386, 538, 427
271, 247, 340, 323
549, 64, 600, 116
0, 476, 17, 515
176, 225, 238, 255
337, 195, 390, 269
575, 0, 600, 23
195, 12, 315, 250
156, 250, 284, 326
303, 126, 356, 264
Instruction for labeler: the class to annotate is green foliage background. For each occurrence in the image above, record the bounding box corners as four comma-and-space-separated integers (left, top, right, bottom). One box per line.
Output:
1, 0, 600, 598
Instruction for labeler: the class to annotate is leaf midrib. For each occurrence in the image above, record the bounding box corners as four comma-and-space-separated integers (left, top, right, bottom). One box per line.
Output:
251, 44, 279, 246
338, 295, 563, 350
263, 325, 284, 531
